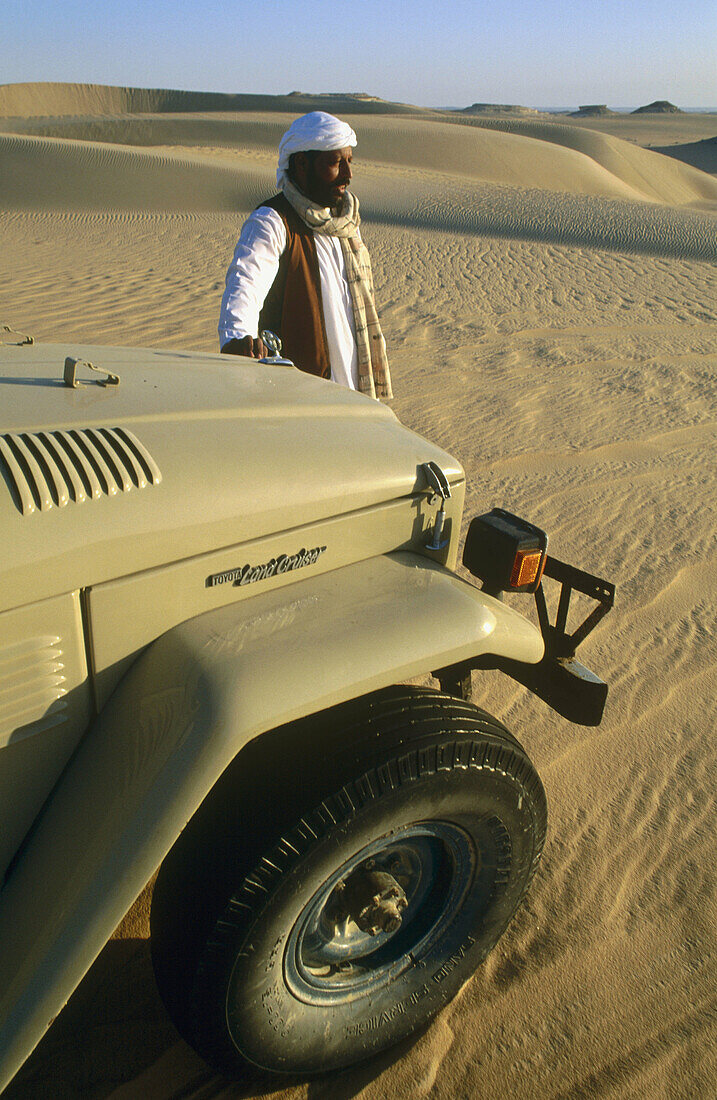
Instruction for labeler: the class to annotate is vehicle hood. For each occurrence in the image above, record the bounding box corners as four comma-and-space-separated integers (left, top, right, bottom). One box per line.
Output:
0, 343, 464, 610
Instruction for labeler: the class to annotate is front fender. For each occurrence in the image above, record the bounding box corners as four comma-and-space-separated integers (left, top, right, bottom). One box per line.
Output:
0, 550, 541, 1091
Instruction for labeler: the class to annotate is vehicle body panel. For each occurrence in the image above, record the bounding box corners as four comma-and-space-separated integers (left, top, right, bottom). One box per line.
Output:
0, 550, 543, 1093
87, 488, 465, 709
0, 343, 463, 613
0, 592, 92, 880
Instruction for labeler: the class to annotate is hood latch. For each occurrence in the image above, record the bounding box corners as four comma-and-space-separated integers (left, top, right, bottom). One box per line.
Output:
64, 357, 121, 388
421, 461, 451, 551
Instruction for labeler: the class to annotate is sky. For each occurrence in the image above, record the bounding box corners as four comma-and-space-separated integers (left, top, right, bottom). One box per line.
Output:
4, 0, 716, 109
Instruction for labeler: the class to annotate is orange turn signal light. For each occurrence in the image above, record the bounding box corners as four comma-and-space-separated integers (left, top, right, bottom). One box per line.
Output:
510, 549, 546, 589
463, 509, 548, 596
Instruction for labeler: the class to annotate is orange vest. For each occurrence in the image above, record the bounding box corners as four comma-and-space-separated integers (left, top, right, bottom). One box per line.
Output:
257, 194, 331, 380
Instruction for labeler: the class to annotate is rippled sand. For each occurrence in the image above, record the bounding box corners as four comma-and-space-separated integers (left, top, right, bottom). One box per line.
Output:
2, 83, 716, 1100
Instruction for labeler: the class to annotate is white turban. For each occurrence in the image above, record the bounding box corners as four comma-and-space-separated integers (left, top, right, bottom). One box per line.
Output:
276, 111, 357, 187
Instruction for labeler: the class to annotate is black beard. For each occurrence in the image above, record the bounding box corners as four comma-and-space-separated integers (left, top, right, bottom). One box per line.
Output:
330, 190, 349, 215
306, 168, 349, 211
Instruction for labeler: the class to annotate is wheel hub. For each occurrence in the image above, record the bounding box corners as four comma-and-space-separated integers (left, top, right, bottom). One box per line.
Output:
329, 865, 408, 936
283, 823, 476, 1006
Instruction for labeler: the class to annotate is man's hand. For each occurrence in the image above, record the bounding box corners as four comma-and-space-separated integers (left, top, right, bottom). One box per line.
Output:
221, 335, 270, 358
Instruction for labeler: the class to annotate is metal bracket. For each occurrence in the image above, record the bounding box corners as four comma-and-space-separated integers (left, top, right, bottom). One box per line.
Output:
433, 555, 615, 723
433, 661, 473, 701
63, 357, 120, 389
535, 557, 615, 659
421, 461, 451, 551
489, 556, 615, 724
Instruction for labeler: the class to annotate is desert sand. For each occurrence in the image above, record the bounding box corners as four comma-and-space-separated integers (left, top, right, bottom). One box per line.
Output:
2, 83, 716, 1099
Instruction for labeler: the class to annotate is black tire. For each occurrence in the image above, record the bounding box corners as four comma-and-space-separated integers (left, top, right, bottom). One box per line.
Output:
150, 687, 547, 1077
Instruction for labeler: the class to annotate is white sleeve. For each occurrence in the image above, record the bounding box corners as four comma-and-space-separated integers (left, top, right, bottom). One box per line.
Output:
218, 207, 288, 348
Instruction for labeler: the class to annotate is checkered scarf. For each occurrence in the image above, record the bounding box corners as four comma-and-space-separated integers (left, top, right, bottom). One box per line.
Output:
282, 179, 393, 400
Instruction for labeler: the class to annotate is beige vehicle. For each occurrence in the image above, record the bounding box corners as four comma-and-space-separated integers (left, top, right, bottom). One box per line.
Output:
0, 334, 614, 1089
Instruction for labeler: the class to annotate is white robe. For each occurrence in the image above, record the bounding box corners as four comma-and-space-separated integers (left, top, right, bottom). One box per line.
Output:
218, 206, 359, 391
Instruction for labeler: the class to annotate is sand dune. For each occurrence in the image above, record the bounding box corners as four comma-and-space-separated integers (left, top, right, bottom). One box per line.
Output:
453, 116, 717, 205
362, 174, 717, 259
3, 111, 717, 208
0, 132, 270, 211
2, 84, 717, 1100
2, 128, 716, 263
0, 81, 421, 119
653, 137, 717, 176
557, 111, 717, 150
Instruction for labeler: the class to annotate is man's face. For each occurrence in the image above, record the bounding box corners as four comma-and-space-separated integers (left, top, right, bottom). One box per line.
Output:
298, 147, 353, 209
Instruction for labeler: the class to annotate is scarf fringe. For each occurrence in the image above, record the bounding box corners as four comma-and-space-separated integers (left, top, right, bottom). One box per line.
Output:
282, 181, 392, 400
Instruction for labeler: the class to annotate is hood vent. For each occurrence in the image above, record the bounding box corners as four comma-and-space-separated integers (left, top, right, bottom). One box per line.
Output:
0, 427, 162, 515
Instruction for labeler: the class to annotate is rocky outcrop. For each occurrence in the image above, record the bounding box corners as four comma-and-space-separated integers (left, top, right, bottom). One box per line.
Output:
571, 105, 616, 117
633, 100, 682, 114
460, 103, 542, 116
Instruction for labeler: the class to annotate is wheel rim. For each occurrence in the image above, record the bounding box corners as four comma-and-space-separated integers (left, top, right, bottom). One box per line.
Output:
284, 822, 476, 1006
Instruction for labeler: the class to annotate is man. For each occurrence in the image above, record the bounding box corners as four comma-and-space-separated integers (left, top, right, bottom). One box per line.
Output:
218, 111, 392, 400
